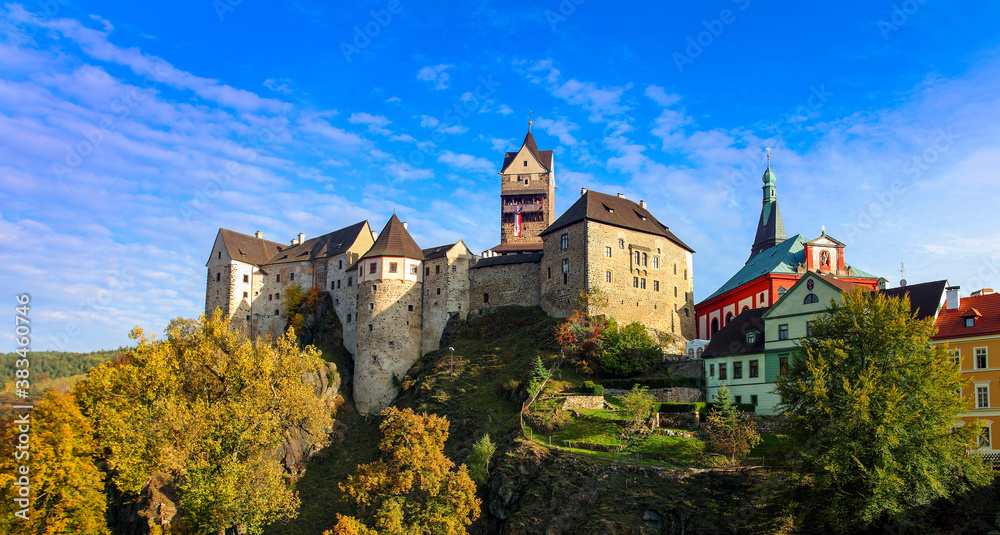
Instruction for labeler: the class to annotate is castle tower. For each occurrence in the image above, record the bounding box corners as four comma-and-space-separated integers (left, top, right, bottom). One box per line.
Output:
353, 214, 424, 415
495, 121, 555, 253
748, 162, 787, 262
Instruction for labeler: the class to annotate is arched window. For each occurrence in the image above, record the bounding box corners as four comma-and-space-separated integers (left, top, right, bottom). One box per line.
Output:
696, 347, 704, 357
726, 312, 734, 324
688, 348, 695, 358
803, 293, 819, 304
742, 306, 749, 313
711, 318, 720, 335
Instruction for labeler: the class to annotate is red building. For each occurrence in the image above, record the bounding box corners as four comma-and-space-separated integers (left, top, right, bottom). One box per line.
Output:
695, 164, 884, 340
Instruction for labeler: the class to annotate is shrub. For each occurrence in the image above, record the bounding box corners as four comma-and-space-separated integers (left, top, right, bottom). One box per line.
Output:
597, 322, 662, 376
582, 381, 605, 396
619, 385, 656, 433
602, 377, 704, 389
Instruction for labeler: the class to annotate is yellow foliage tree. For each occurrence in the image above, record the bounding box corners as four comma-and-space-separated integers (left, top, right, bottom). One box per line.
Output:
75, 310, 334, 534
0, 391, 109, 535
327, 407, 480, 535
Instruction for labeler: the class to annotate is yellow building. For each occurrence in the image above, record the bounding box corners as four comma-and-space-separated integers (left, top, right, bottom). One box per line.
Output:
933, 287, 1000, 454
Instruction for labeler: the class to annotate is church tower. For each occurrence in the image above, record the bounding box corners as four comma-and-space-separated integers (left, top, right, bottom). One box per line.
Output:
353, 214, 424, 415
495, 120, 555, 253
748, 162, 787, 262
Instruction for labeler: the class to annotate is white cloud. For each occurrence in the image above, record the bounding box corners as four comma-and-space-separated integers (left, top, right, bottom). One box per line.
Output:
438, 151, 494, 172
348, 112, 392, 135
263, 78, 293, 94
533, 116, 579, 145
416, 64, 454, 90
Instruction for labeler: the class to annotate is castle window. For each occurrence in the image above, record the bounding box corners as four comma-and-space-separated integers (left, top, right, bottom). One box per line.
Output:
451, 265, 457, 273
684, 269, 688, 280
605, 246, 612, 257
483, 293, 489, 303
348, 277, 353, 286
372, 285, 377, 292
633, 277, 639, 288
218, 251, 221, 259
216, 272, 220, 282
335, 298, 339, 305
370, 263, 377, 274
437, 288, 441, 295
331, 281, 335, 290
276, 274, 280, 282
243, 274, 249, 283
640, 278, 646, 289
634, 251, 640, 265
411, 265, 418, 275
241, 291, 247, 299
368, 324, 373, 332
619, 239, 625, 249
389, 262, 398, 273
275, 309, 279, 315
562, 258, 569, 273
370, 303, 374, 310
523, 160, 527, 166
652, 257, 659, 269
275, 293, 280, 299
685, 309, 690, 317
674, 264, 677, 275
674, 287, 678, 297
803, 293, 819, 304
339, 260, 343, 269
606, 271, 612, 283
337, 280, 341, 289
563, 273, 568, 284
426, 267, 431, 276
654, 281, 659, 291
290, 273, 295, 281
347, 314, 351, 323
436, 265, 441, 274
642, 253, 648, 266
246, 315, 250, 321
408, 305, 414, 311
547, 267, 551, 279
269, 294, 273, 301
560, 233, 568, 250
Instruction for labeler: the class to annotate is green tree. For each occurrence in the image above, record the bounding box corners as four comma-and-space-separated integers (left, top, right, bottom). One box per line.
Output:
0, 391, 109, 535
526, 357, 550, 400
597, 321, 662, 376
75, 310, 334, 534
704, 384, 760, 465
467, 433, 497, 485
329, 407, 480, 535
619, 384, 656, 433
774, 288, 991, 532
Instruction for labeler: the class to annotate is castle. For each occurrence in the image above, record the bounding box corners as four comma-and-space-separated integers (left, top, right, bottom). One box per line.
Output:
206, 126, 696, 414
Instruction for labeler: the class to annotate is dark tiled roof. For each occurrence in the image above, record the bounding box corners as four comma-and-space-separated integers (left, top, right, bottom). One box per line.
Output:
501, 131, 553, 172
538, 190, 693, 252
750, 201, 786, 260
489, 242, 544, 254
360, 214, 424, 260
217, 228, 285, 265
472, 252, 543, 269
422, 243, 456, 260
266, 221, 369, 265
933, 292, 1000, 340
819, 274, 868, 294
702, 307, 769, 358
879, 280, 947, 321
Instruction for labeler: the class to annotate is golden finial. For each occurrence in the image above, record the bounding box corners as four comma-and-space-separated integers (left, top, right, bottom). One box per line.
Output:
766, 147, 771, 166
528, 110, 533, 132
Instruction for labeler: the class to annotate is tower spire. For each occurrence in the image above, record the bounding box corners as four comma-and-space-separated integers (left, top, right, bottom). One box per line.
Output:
747, 159, 787, 262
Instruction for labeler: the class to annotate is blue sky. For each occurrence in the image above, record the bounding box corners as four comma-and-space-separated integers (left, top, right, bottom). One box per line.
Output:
2, 1, 1000, 351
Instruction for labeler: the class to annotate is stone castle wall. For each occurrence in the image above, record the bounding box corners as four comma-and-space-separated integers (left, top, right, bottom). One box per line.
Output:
469, 261, 541, 317
539, 221, 588, 318
354, 279, 423, 414
421, 255, 471, 354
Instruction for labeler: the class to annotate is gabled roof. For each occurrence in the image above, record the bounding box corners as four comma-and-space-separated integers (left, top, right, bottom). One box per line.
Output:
538, 190, 693, 252
700, 235, 879, 304
933, 292, 1000, 340
266, 221, 370, 265
472, 252, 543, 269
820, 274, 867, 294
702, 307, 769, 358
360, 214, 424, 261
214, 228, 285, 266
879, 280, 947, 321
501, 131, 553, 172
422, 243, 456, 260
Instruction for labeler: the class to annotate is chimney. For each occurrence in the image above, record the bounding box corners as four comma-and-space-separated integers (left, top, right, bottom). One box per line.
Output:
255, 231, 263, 239
971, 288, 995, 297
639, 200, 647, 209
946, 286, 961, 310
403, 222, 408, 230
297, 232, 306, 245
580, 187, 588, 196
617, 192, 625, 198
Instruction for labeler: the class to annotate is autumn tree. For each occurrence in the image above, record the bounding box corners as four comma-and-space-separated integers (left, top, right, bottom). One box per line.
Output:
597, 321, 662, 376
774, 289, 992, 532
329, 407, 480, 535
0, 391, 109, 535
75, 310, 334, 534
703, 383, 760, 465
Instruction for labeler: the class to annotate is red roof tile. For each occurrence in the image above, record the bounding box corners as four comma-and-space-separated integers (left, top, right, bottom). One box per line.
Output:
933, 293, 1000, 340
